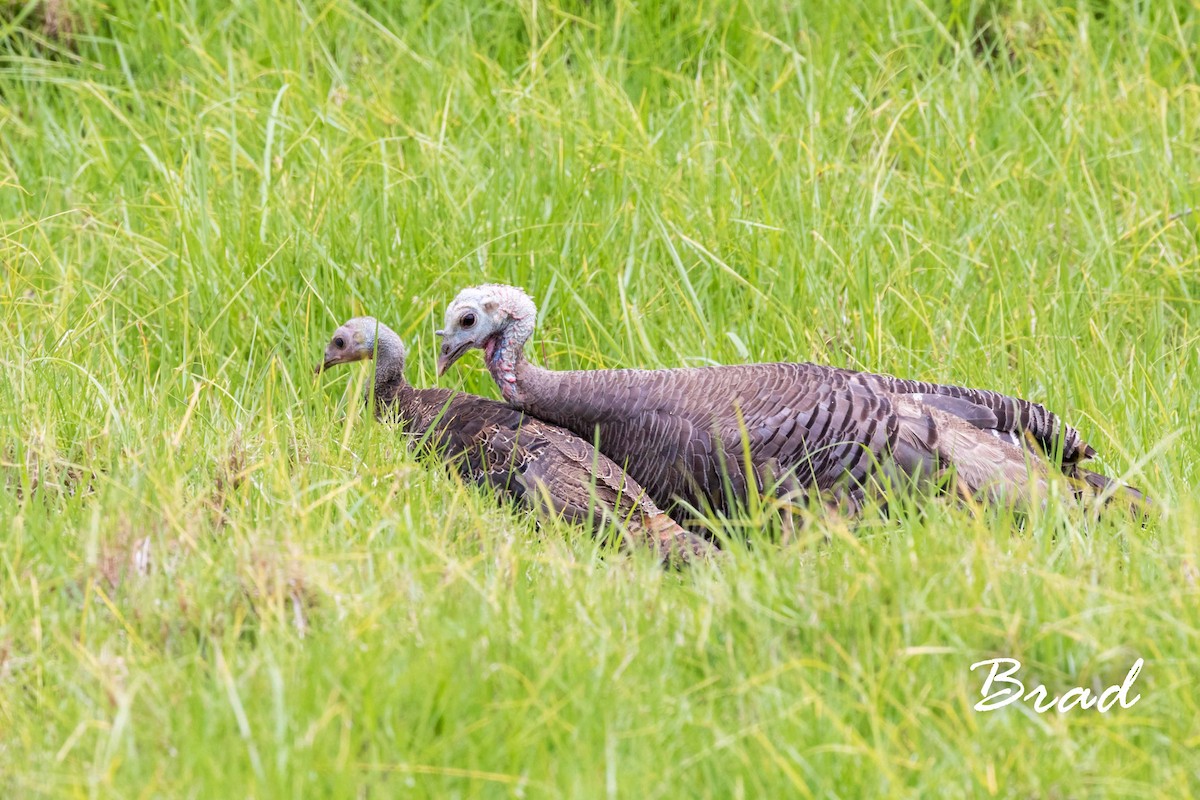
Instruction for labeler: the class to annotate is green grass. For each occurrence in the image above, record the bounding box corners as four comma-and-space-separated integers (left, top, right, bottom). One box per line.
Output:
2, 0, 1198, 795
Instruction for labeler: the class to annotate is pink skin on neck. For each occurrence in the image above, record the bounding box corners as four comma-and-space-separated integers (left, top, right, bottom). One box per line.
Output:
458, 284, 534, 405
484, 333, 522, 404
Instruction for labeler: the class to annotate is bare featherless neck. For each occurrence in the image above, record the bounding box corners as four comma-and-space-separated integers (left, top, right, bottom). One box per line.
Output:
366, 320, 409, 390
483, 286, 541, 404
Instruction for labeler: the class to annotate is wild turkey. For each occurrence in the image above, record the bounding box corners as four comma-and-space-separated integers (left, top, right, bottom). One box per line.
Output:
318, 317, 713, 563
435, 284, 1146, 522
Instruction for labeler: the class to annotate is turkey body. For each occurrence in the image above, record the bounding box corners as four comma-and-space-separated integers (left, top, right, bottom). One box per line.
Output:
322, 317, 710, 562
509, 359, 1070, 519
436, 285, 1145, 523
377, 373, 705, 551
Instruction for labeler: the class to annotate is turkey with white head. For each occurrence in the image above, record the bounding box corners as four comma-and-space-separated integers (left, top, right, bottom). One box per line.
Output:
318, 316, 713, 563
436, 284, 1145, 523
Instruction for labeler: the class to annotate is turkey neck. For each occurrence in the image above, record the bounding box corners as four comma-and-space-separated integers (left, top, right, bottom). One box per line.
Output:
366, 322, 416, 412
486, 315, 541, 405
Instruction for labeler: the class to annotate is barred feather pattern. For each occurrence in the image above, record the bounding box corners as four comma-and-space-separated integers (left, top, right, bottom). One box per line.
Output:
508, 359, 1144, 520
841, 370, 1096, 463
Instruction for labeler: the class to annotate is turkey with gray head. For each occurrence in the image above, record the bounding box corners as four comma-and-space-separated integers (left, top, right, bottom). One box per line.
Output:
435, 285, 1146, 523
318, 317, 713, 563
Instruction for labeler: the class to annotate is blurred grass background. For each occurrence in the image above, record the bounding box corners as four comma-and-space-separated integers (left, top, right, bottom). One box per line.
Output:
1, 0, 1198, 795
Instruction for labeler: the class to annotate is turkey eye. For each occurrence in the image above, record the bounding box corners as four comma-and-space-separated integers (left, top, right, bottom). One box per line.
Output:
461, 312, 477, 329
334, 336, 346, 349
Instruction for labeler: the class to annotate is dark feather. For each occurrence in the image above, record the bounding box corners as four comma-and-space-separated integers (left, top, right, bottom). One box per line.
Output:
371, 355, 712, 562
507, 359, 1141, 520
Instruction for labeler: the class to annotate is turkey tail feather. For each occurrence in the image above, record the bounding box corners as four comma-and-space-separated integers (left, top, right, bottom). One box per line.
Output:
1070, 466, 1151, 518
890, 396, 1047, 506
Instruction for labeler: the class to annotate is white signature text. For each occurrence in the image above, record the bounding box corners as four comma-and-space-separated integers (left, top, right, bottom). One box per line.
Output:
970, 658, 1143, 713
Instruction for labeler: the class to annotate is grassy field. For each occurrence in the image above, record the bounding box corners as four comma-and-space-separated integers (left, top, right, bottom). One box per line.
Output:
2, 0, 1198, 795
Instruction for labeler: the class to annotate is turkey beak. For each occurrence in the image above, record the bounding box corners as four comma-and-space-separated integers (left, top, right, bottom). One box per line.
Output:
436, 333, 470, 378
316, 344, 343, 374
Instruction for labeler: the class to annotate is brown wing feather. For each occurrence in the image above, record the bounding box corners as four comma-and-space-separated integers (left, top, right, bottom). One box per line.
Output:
843, 370, 1096, 463
516, 421, 712, 562
375, 384, 711, 563
515, 360, 1129, 517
